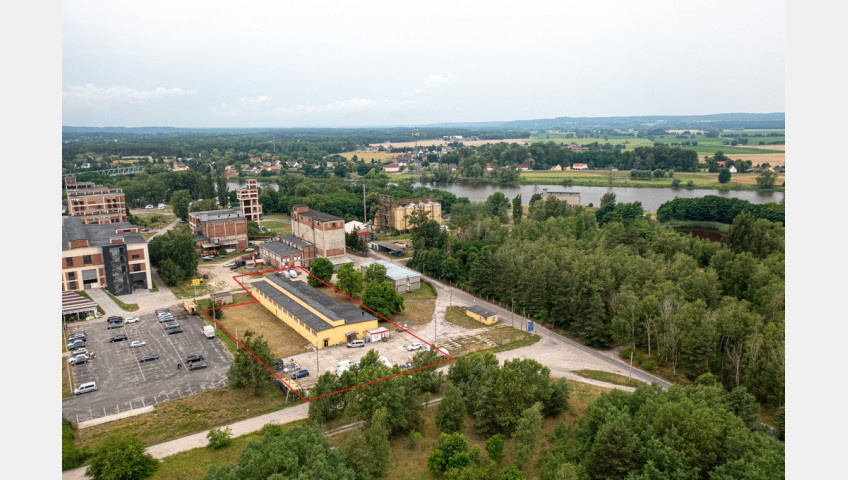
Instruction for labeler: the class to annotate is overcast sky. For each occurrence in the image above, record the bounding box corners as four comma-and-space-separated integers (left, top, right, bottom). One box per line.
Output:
62, 0, 785, 128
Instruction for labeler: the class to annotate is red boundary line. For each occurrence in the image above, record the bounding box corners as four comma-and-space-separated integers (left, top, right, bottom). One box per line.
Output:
199, 264, 454, 403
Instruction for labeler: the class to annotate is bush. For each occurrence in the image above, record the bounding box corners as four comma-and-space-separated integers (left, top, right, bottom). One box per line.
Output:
207, 427, 232, 450
640, 356, 658, 371
671, 178, 681, 187
409, 430, 423, 450
686, 180, 695, 187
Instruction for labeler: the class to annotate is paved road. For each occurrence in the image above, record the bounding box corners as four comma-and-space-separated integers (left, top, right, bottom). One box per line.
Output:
366, 251, 672, 390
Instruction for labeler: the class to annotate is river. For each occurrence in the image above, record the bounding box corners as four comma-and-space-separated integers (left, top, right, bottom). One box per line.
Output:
227, 180, 783, 212
415, 183, 783, 212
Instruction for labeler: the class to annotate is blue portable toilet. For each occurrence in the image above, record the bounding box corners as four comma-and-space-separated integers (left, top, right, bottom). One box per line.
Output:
528, 321, 534, 332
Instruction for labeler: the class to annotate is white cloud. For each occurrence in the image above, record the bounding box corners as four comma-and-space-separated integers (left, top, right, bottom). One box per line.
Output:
422, 74, 456, 87
63, 83, 197, 104
273, 98, 378, 115
404, 74, 457, 95
240, 95, 272, 107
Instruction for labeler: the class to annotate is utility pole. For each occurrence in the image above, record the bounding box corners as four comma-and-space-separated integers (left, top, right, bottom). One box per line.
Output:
363, 184, 367, 223
511, 298, 515, 327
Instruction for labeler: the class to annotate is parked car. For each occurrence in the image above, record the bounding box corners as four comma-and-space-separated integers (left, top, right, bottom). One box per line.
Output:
291, 369, 310, 379
145, 205, 154, 209
68, 331, 86, 341
125, 317, 140, 324
188, 362, 207, 371
202, 273, 209, 279
222, 262, 233, 267
167, 328, 184, 335
347, 340, 365, 348
155, 308, 170, 315
74, 382, 97, 395
67, 341, 85, 350
283, 363, 301, 374
139, 354, 159, 363
186, 355, 204, 363
69, 355, 89, 366
107, 316, 124, 323
244, 248, 254, 252
129, 340, 146, 348
202, 255, 214, 261
158, 315, 175, 323
106, 323, 123, 330
406, 342, 423, 351
163, 322, 180, 330
69, 347, 89, 356
110, 334, 128, 343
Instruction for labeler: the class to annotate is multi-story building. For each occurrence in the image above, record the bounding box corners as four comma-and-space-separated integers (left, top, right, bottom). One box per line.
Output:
360, 259, 422, 293
259, 240, 307, 269
61, 217, 151, 295
188, 208, 249, 254
373, 195, 442, 232
290, 205, 345, 257
249, 274, 378, 349
64, 177, 127, 225
237, 179, 262, 222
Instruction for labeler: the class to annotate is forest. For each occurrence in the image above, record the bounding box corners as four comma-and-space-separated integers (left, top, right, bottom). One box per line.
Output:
409, 194, 785, 407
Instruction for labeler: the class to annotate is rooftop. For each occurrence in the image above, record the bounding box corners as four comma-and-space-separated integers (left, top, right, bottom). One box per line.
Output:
467, 305, 498, 318
360, 259, 421, 282
260, 241, 301, 257
62, 217, 145, 250
280, 235, 314, 248
189, 208, 245, 223
293, 206, 343, 223
251, 275, 375, 332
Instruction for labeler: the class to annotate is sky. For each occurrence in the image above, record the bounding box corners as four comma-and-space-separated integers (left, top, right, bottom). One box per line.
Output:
62, 0, 785, 128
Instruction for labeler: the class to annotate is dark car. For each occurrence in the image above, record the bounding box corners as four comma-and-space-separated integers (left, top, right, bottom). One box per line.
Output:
109, 334, 128, 343
107, 316, 124, 324
202, 274, 209, 279
167, 328, 184, 335
106, 323, 123, 329
67, 340, 86, 350
139, 354, 160, 363
186, 355, 204, 363
188, 362, 207, 371
291, 369, 310, 379
68, 332, 86, 341
163, 322, 180, 330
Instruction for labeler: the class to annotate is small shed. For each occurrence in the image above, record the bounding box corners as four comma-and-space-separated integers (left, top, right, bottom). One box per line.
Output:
365, 327, 391, 343
184, 300, 198, 315
465, 305, 498, 325
210, 291, 233, 306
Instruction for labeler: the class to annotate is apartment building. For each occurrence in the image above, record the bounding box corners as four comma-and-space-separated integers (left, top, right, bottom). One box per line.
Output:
61, 217, 151, 296
64, 177, 127, 224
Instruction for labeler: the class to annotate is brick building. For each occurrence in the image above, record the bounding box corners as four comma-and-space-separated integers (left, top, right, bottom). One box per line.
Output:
290, 205, 345, 258
188, 208, 249, 254
61, 217, 152, 296
237, 179, 262, 222
64, 177, 127, 225
259, 240, 308, 269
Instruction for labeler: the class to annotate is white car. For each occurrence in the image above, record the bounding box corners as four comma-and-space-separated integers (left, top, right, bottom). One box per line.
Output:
244, 248, 254, 252
129, 340, 146, 348
125, 317, 140, 323
145, 205, 154, 209
406, 342, 423, 351
222, 262, 233, 267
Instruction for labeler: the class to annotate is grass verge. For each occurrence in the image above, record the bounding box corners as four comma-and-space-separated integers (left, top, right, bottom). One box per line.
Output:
104, 289, 140, 312
572, 369, 641, 388
445, 306, 487, 329
73, 382, 301, 450
62, 358, 74, 397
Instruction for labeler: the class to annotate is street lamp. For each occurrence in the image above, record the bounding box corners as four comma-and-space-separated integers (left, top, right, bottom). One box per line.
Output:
511, 298, 515, 327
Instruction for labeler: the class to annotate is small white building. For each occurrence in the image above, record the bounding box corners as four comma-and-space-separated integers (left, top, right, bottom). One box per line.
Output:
365, 327, 391, 343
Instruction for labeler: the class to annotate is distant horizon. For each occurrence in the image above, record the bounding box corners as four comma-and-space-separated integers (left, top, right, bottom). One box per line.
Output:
61, 111, 786, 131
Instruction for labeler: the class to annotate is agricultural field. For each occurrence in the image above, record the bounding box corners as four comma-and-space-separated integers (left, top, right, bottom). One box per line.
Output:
368, 138, 531, 150
337, 150, 405, 163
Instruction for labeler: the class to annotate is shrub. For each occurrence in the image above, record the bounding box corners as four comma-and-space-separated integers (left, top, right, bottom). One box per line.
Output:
640, 356, 658, 371
207, 427, 232, 450
409, 430, 423, 450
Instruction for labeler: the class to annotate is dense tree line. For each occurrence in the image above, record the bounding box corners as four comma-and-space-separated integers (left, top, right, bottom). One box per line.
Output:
537, 377, 784, 479
656, 195, 785, 224
410, 194, 784, 406
147, 227, 200, 286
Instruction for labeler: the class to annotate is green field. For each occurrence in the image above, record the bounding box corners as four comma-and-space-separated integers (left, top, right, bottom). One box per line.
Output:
528, 131, 784, 156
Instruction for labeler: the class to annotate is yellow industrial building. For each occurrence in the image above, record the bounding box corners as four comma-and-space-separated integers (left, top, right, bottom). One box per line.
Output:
465, 305, 499, 325
249, 274, 378, 349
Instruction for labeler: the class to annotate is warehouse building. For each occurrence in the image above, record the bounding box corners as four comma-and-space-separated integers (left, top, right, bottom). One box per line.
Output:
360, 259, 422, 293
249, 274, 378, 349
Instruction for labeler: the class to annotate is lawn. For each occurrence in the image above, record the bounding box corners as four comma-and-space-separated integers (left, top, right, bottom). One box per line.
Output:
62, 358, 74, 397
105, 289, 139, 312
572, 369, 641, 388
72, 382, 301, 450
212, 294, 314, 359
258, 219, 291, 236
445, 306, 487, 330
391, 299, 436, 328
337, 150, 401, 163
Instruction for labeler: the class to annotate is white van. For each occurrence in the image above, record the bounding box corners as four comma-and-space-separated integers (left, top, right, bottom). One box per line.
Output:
74, 381, 97, 395
347, 339, 365, 348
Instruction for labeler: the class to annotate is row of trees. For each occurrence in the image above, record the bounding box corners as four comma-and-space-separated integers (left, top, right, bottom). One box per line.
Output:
409, 193, 785, 406
656, 195, 785, 224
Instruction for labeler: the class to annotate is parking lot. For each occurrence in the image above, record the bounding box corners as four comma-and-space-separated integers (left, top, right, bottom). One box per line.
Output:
61, 308, 232, 424
277, 325, 442, 391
